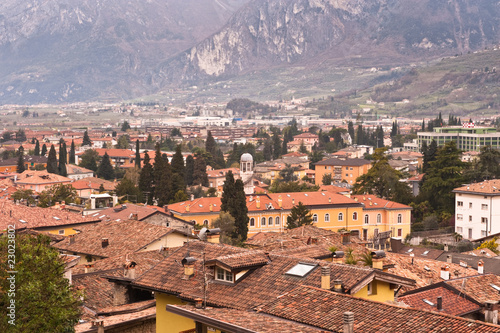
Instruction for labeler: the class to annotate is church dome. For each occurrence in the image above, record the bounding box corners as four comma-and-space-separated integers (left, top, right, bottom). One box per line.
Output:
240, 153, 253, 162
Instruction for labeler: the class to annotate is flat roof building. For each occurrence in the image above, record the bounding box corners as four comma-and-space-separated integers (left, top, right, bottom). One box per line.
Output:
418, 126, 500, 152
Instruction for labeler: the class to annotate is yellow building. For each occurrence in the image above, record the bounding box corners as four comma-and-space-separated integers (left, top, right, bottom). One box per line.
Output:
314, 158, 372, 185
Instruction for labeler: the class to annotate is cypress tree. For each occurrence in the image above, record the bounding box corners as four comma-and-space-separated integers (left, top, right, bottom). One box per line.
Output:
97, 152, 115, 180
17, 153, 25, 173
41, 144, 47, 156
192, 155, 208, 186
47, 145, 58, 174
205, 131, 217, 156
220, 172, 249, 241
139, 152, 154, 202
272, 132, 281, 159
185, 155, 195, 186
220, 171, 236, 211
348, 121, 355, 143
58, 141, 67, 176
135, 139, 141, 169
34, 140, 40, 156
214, 149, 225, 169
82, 130, 92, 146
69, 140, 76, 164
171, 145, 185, 179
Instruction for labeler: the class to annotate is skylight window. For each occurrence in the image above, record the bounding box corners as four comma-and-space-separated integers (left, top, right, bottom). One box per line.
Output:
490, 284, 500, 292
423, 299, 434, 306
99, 215, 106, 219
304, 193, 308, 196
321, 193, 325, 196
422, 251, 430, 256
19, 219, 27, 223
407, 249, 413, 253
53, 216, 61, 220
285, 263, 317, 277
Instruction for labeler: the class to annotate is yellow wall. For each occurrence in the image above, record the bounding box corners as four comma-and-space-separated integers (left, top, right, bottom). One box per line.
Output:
357, 209, 411, 241
138, 232, 189, 252
315, 164, 371, 186
353, 280, 395, 302
157, 293, 195, 333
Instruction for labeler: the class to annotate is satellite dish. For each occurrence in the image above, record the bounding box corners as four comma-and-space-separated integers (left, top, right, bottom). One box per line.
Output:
198, 227, 208, 240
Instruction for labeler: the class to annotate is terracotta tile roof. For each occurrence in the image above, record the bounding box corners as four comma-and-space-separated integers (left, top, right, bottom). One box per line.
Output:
97, 299, 155, 316
453, 179, 500, 195
73, 269, 123, 311
66, 164, 94, 175
408, 173, 424, 182
71, 177, 116, 191
351, 194, 411, 210
206, 251, 270, 270
385, 253, 478, 292
0, 199, 100, 232
0, 155, 47, 167
207, 167, 239, 178
445, 274, 500, 304
133, 241, 413, 310
258, 285, 500, 332
53, 219, 174, 258
74, 306, 155, 333
396, 246, 445, 260
398, 286, 481, 316
76, 148, 135, 158
315, 158, 371, 167
462, 248, 498, 258
268, 192, 359, 209
282, 152, 308, 158
319, 185, 351, 194
166, 305, 323, 333
273, 245, 333, 260
15, 170, 72, 185
95, 203, 163, 221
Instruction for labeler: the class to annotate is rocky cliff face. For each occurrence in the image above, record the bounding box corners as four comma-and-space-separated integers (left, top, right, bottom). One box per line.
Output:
0, 0, 248, 103
157, 0, 500, 85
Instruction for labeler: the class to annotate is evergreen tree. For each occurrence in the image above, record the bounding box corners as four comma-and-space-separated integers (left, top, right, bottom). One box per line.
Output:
41, 144, 47, 157
220, 172, 248, 241
348, 121, 355, 143
421, 119, 425, 132
82, 130, 92, 146
135, 139, 141, 169
17, 153, 25, 173
286, 202, 313, 229
58, 141, 67, 176
79, 149, 99, 172
282, 138, 288, 155
391, 121, 398, 137
192, 155, 208, 187
356, 125, 364, 145
153, 144, 173, 205
205, 131, 217, 156
423, 140, 438, 173
376, 126, 384, 148
139, 152, 154, 203
272, 132, 281, 159
121, 121, 131, 132
97, 152, 115, 180
220, 171, 236, 213
46, 145, 58, 174
34, 139, 40, 156
69, 140, 76, 164
171, 145, 185, 179
419, 141, 465, 214
467, 146, 500, 182
214, 149, 226, 169
263, 139, 273, 160
185, 155, 195, 186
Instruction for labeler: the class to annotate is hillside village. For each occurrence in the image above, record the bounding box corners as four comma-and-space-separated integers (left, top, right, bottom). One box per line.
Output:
3, 109, 500, 332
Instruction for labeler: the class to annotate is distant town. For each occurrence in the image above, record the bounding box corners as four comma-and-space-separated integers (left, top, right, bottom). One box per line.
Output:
2, 99, 500, 332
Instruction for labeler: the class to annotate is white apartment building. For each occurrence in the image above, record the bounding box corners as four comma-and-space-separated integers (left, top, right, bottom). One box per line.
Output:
453, 180, 500, 240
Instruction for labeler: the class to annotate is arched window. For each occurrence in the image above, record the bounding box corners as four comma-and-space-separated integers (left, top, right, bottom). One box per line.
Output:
268, 217, 273, 225
377, 214, 381, 224
352, 212, 358, 220
313, 214, 318, 223
398, 214, 402, 224
275, 216, 280, 225
261, 217, 266, 226
325, 214, 330, 222
250, 218, 255, 227
364, 215, 369, 225
203, 220, 209, 226
338, 213, 343, 221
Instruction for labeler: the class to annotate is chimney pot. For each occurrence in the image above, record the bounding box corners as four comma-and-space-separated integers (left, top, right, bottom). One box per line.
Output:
69, 234, 75, 244
437, 296, 443, 311
190, 194, 194, 201
444, 244, 449, 252
124, 261, 137, 280
440, 265, 450, 280
485, 301, 498, 325
195, 298, 203, 309
321, 267, 331, 290
163, 205, 169, 213
446, 255, 452, 263
333, 279, 343, 292
343, 311, 354, 333
478, 260, 484, 274
101, 238, 109, 248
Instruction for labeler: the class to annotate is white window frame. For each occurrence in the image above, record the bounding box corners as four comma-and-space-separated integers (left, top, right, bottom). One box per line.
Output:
482, 217, 488, 224
268, 217, 273, 225
457, 201, 463, 207
482, 204, 488, 210
313, 214, 318, 223
352, 212, 358, 220
325, 214, 330, 222
338, 213, 343, 222
261, 217, 266, 226
377, 214, 381, 224
364, 214, 369, 225
215, 267, 233, 283
250, 218, 255, 227
397, 214, 402, 224
275, 216, 280, 225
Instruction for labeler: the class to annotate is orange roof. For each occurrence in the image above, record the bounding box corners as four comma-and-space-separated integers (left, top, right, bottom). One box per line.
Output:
76, 149, 135, 158
351, 194, 411, 210
207, 168, 239, 178
15, 170, 72, 185
268, 192, 358, 209
454, 179, 500, 195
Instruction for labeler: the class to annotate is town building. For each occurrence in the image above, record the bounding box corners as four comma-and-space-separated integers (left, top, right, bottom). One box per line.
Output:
15, 170, 73, 192
453, 179, 500, 240
314, 158, 372, 185
418, 126, 500, 151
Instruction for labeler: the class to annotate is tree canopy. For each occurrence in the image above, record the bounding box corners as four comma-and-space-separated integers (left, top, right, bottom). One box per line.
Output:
286, 202, 313, 229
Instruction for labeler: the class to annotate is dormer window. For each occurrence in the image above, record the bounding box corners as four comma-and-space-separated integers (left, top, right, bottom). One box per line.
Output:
216, 267, 233, 283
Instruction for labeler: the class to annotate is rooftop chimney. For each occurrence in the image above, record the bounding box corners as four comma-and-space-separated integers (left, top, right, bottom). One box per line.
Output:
123, 261, 137, 280
444, 244, 449, 252
195, 298, 203, 309
256, 196, 261, 209
69, 234, 76, 245
328, 197, 331, 203
101, 238, 109, 248
91, 319, 104, 333
440, 265, 450, 280
209, 204, 213, 212
341, 231, 351, 245
446, 255, 452, 264
278, 195, 282, 208
185, 204, 190, 212
333, 279, 343, 293
163, 205, 169, 213
206, 228, 221, 244
371, 251, 386, 270
182, 256, 196, 279
321, 267, 331, 290
478, 260, 484, 274
332, 251, 344, 264
485, 301, 498, 325
84, 263, 95, 274
190, 194, 194, 201
130, 213, 138, 220
437, 296, 443, 311
343, 311, 354, 333
292, 198, 295, 205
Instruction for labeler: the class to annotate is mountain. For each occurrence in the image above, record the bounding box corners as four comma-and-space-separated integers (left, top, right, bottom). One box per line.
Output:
0, 0, 248, 104
157, 0, 500, 86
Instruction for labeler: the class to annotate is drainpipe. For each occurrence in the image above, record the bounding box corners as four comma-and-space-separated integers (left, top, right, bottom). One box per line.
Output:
490, 196, 493, 235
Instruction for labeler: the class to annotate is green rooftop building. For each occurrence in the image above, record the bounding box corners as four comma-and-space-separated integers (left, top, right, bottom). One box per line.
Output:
418, 126, 500, 152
